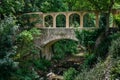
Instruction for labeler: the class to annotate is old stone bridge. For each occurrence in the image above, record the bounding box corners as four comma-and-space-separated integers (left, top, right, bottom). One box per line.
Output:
30, 10, 120, 60
35, 28, 78, 60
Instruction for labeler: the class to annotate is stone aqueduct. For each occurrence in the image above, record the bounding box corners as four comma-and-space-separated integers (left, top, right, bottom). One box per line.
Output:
32, 10, 120, 60
32, 9, 120, 28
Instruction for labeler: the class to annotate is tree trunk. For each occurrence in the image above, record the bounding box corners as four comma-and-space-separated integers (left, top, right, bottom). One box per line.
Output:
94, 0, 115, 50
94, 32, 105, 50
105, 13, 110, 36
94, 13, 111, 50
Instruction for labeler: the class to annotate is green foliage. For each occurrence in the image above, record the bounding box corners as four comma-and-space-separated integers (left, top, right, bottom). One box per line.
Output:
69, 14, 80, 27
110, 59, 120, 80
0, 0, 45, 17
109, 32, 120, 40
56, 15, 66, 27
63, 0, 92, 11
77, 31, 120, 79
75, 62, 106, 80
29, 28, 41, 37
16, 28, 40, 60
75, 29, 101, 52
13, 58, 51, 80
0, 17, 18, 55
76, 29, 119, 69
0, 17, 40, 80
87, 0, 116, 11
109, 32, 120, 80
18, 30, 33, 45
75, 56, 113, 80
64, 0, 119, 11
84, 13, 96, 27
52, 40, 78, 60
41, 0, 67, 12
12, 60, 39, 80
0, 17, 18, 79
63, 67, 77, 80
114, 14, 120, 29
0, 0, 24, 16
95, 36, 111, 59
95, 31, 120, 60
83, 53, 97, 68
33, 59, 51, 71
109, 36, 120, 58
23, 0, 39, 12
18, 14, 41, 30
113, 3, 120, 9
0, 60, 15, 80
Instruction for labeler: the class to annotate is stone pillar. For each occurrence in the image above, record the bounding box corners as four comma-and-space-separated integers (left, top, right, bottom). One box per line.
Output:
95, 12, 99, 28
80, 14, 83, 28
41, 44, 52, 60
53, 16, 56, 28
43, 16, 45, 27
66, 14, 69, 28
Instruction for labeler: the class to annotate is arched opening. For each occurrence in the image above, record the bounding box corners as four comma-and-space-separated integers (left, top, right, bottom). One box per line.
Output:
83, 13, 96, 27
51, 39, 78, 59
56, 14, 66, 27
99, 13, 106, 28
69, 13, 80, 27
44, 15, 53, 27
99, 13, 114, 28
41, 38, 78, 60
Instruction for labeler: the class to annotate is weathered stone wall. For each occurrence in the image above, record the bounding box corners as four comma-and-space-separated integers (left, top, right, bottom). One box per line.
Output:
35, 28, 78, 47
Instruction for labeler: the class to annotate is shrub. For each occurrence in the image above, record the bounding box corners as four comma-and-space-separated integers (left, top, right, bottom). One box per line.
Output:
0, 17, 18, 79
110, 59, 120, 80
95, 32, 120, 60
33, 59, 51, 71
18, 13, 41, 30
82, 53, 97, 68
12, 61, 39, 80
52, 40, 78, 60
16, 28, 40, 60
75, 29, 102, 53
75, 55, 116, 80
108, 33, 120, 79
75, 62, 106, 80
114, 14, 120, 29
63, 68, 77, 80
109, 37, 120, 58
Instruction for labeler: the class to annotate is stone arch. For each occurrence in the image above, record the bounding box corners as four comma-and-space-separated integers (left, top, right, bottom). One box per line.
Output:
55, 12, 66, 18
41, 38, 78, 60
83, 12, 96, 27
69, 13, 80, 27
68, 12, 81, 16
44, 15, 53, 27
56, 14, 66, 27
43, 37, 78, 47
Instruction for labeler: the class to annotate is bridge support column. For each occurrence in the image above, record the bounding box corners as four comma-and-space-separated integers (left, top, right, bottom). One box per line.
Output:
41, 45, 53, 60
66, 15, 69, 28
53, 16, 56, 28
80, 15, 83, 28
43, 16, 45, 27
